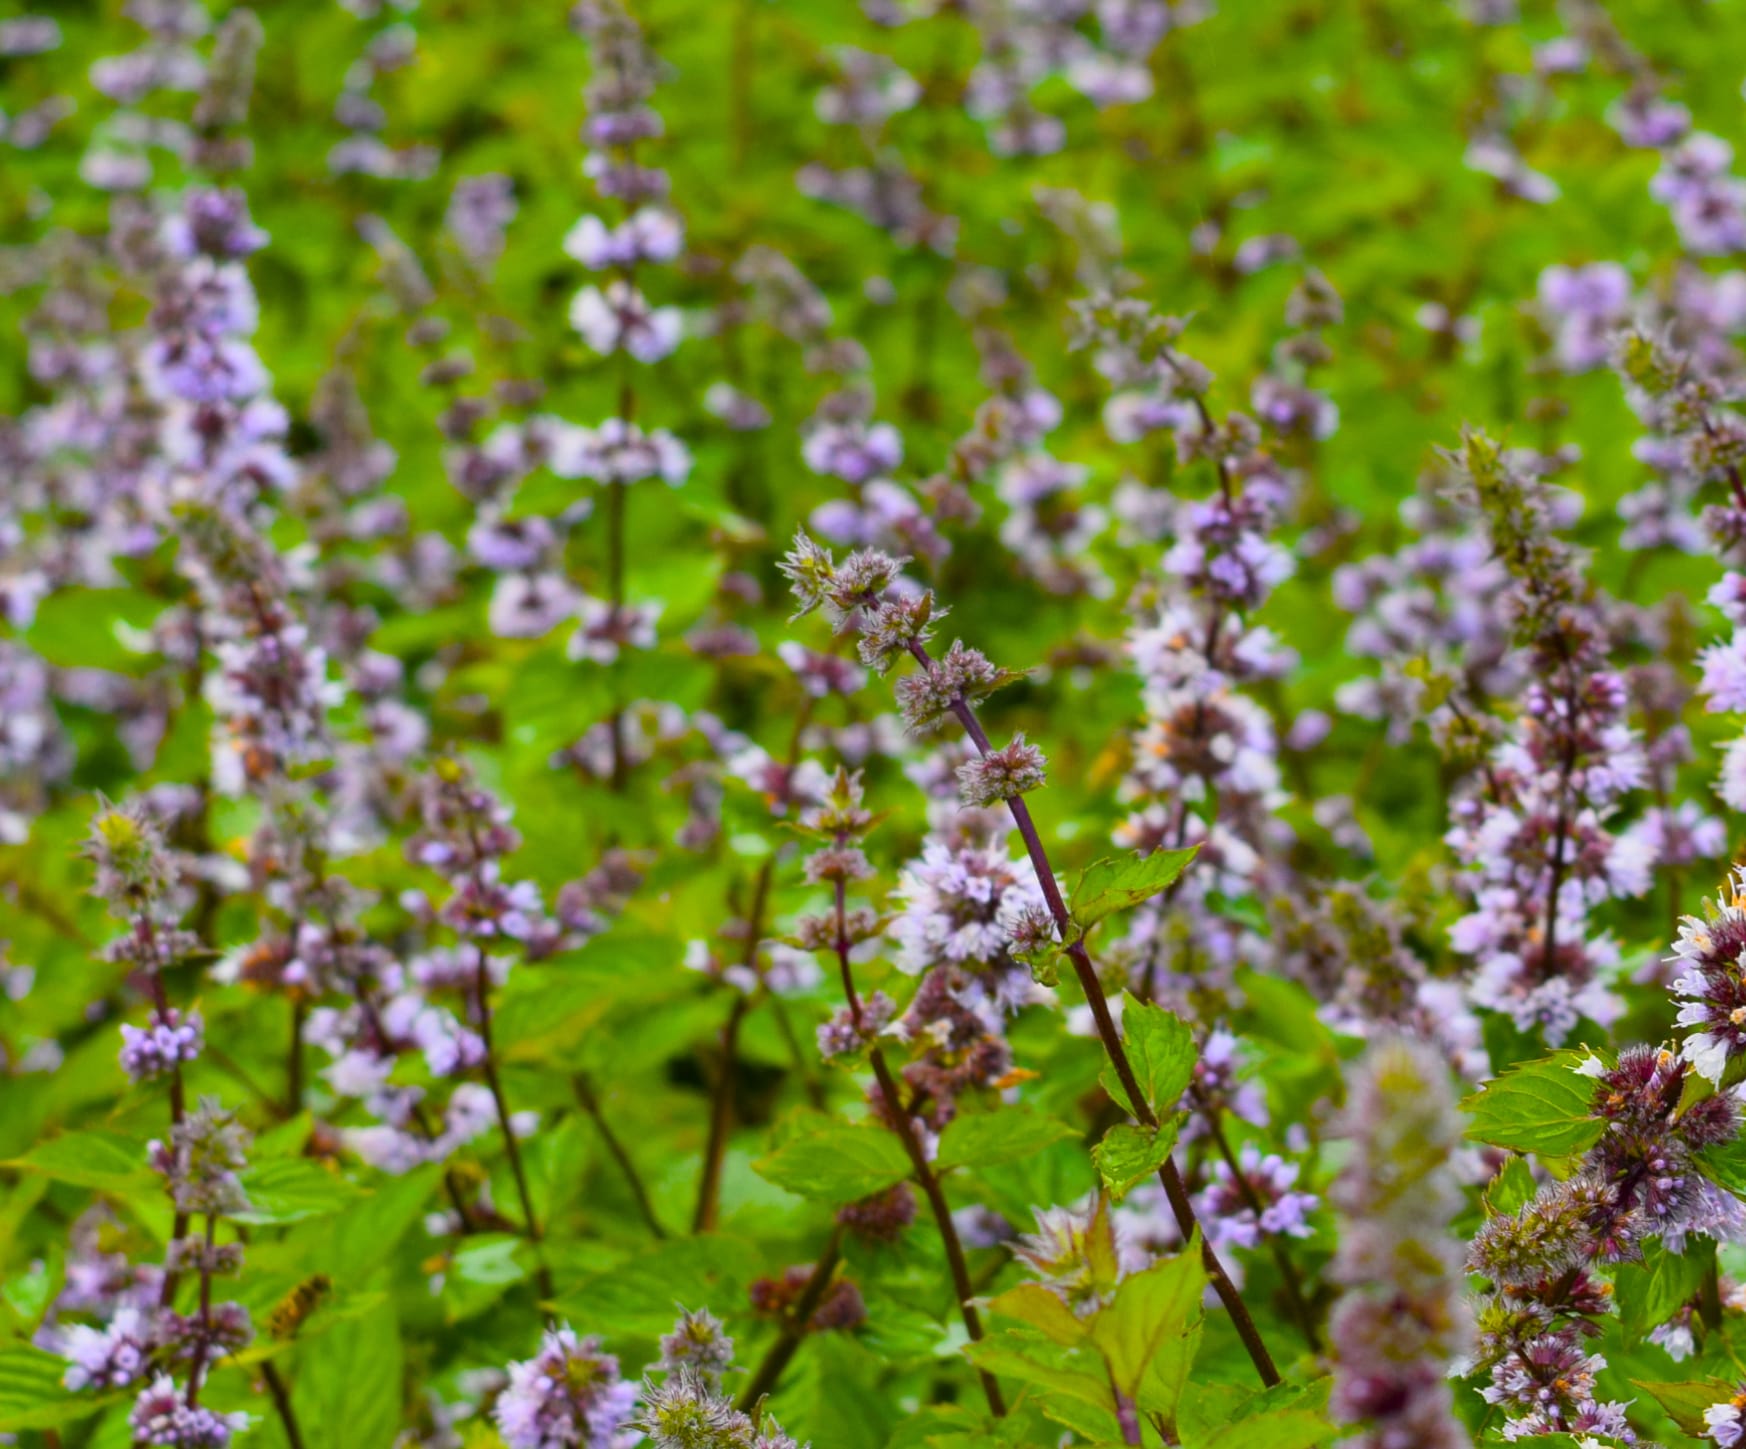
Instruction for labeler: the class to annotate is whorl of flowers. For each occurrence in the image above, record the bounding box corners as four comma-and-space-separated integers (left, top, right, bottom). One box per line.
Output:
493, 1324, 638, 1449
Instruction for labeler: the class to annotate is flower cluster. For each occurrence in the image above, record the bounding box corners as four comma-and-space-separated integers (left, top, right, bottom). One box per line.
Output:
1468, 1038, 1742, 1436
1441, 429, 1651, 1041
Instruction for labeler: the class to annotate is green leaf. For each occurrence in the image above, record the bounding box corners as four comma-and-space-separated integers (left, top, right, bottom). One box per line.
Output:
1196, 1408, 1336, 1448
1461, 1053, 1604, 1157
0, 1343, 114, 1432
552, 1236, 757, 1336
1069, 848, 1199, 931
1102, 997, 1198, 1118
1180, 1378, 1334, 1439
1616, 1240, 1715, 1342
25, 589, 161, 672
1484, 1156, 1538, 1214
936, 1107, 1078, 1173
985, 1283, 1089, 1347
752, 1121, 912, 1202
1697, 1131, 1746, 1195
1631, 1378, 1737, 1436
441, 1234, 531, 1324
235, 1158, 368, 1225
962, 1337, 1114, 1416
5, 1130, 151, 1192
1088, 1234, 1205, 1409
293, 1165, 439, 1282
1092, 1116, 1183, 1202
295, 1300, 403, 1449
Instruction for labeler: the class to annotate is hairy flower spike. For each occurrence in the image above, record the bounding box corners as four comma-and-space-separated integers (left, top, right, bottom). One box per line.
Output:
894, 641, 1007, 735
956, 733, 1047, 806
86, 800, 177, 911
857, 592, 943, 671
778, 531, 838, 620
1329, 1038, 1472, 1449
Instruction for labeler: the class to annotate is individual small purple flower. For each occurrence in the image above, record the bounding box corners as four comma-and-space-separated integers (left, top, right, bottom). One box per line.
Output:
470, 516, 556, 572
802, 419, 902, 485
162, 189, 268, 260
777, 642, 866, 698
1537, 262, 1632, 372
439, 867, 546, 941
0, 16, 59, 55
494, 1325, 638, 1449
1701, 636, 1746, 713
1481, 1335, 1603, 1413
489, 574, 580, 639
553, 418, 689, 486
563, 208, 682, 269
568, 598, 661, 664
569, 281, 681, 362
119, 1008, 204, 1081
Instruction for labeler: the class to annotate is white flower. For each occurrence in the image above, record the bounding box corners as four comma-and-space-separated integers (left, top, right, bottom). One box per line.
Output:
1684, 1031, 1732, 1084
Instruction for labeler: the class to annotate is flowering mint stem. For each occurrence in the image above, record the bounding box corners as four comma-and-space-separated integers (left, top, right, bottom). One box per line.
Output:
474, 948, 554, 1300
834, 879, 1007, 1418
573, 1074, 668, 1239
735, 1225, 845, 1413
140, 919, 192, 1312
184, 1214, 218, 1406
904, 638, 1283, 1389
606, 472, 629, 792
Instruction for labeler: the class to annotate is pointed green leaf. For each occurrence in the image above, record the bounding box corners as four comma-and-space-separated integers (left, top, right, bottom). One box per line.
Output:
753, 1122, 911, 1202
4, 1131, 152, 1193
1092, 1116, 1183, 1202
1461, 1053, 1604, 1157
1616, 1240, 1714, 1343
1069, 848, 1199, 931
1197, 1407, 1336, 1448
0, 1343, 114, 1432
937, 1107, 1078, 1173
1631, 1378, 1737, 1436
984, 1283, 1088, 1347
1101, 996, 1198, 1119
1088, 1234, 1205, 1405
234, 1158, 368, 1225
